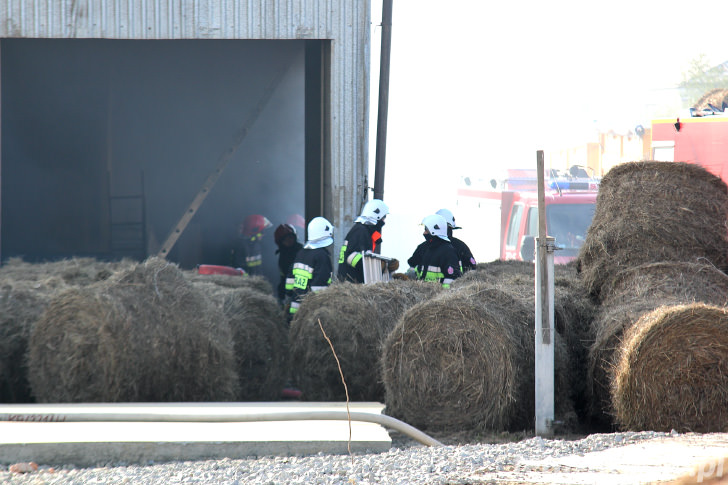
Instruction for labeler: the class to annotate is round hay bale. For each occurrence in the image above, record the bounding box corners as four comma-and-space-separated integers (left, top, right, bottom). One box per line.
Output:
0, 257, 131, 286
288, 279, 441, 401
383, 282, 562, 433
0, 258, 132, 403
28, 257, 239, 403
612, 303, 728, 432
195, 281, 288, 401
0, 283, 55, 403
452, 260, 598, 430
576, 161, 728, 300
587, 261, 728, 429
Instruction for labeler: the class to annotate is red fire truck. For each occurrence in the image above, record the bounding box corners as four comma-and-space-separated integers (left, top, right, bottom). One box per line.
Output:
455, 168, 599, 264
650, 109, 728, 181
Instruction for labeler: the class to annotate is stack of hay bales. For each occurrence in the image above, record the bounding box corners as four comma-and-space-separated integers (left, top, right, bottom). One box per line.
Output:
576, 161, 728, 431
28, 257, 239, 402
0, 257, 129, 403
192, 278, 288, 401
613, 303, 728, 432
577, 161, 728, 300
288, 279, 441, 401
587, 261, 728, 428
382, 261, 595, 434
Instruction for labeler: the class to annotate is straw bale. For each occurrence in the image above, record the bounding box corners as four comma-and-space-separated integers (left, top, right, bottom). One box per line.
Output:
612, 303, 728, 432
453, 260, 598, 426
184, 271, 274, 296
194, 281, 288, 400
0, 282, 58, 403
0, 257, 133, 286
576, 161, 728, 300
587, 261, 728, 428
0, 258, 136, 403
382, 282, 574, 433
28, 257, 239, 402
694, 88, 728, 111
288, 279, 441, 401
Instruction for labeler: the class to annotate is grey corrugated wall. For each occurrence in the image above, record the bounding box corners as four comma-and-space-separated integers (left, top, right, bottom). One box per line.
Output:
0, 0, 370, 247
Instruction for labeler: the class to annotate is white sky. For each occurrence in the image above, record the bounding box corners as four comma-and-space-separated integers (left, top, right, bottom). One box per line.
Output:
368, 0, 728, 265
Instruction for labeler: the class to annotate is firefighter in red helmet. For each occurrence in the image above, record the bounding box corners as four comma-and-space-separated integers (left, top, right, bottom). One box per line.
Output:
233, 214, 272, 275
286, 214, 306, 231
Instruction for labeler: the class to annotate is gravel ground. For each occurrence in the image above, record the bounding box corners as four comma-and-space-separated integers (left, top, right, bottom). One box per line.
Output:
0, 430, 683, 484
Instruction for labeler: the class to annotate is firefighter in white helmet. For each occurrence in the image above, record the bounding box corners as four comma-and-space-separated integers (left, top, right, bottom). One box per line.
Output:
408, 208, 476, 275
285, 217, 334, 319
435, 208, 477, 273
337, 199, 399, 283
412, 214, 461, 288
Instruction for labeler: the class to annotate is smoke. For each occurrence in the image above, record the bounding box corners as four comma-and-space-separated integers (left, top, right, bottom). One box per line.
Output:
2, 39, 305, 288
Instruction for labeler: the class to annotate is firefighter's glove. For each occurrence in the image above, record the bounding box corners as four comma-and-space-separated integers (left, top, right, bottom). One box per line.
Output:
387, 259, 400, 272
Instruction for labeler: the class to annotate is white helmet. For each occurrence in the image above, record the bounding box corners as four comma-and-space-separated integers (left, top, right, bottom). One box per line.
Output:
357, 199, 389, 225
436, 208, 460, 229
305, 217, 334, 249
422, 214, 449, 241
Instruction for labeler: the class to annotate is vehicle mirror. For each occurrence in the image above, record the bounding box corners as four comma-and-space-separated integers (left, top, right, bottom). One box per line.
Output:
520, 235, 535, 262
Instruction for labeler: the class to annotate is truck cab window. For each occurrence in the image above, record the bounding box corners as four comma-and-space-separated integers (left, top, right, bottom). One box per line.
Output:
525, 207, 538, 237
506, 204, 524, 247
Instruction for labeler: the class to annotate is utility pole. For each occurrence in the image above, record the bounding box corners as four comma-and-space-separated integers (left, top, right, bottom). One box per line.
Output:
373, 0, 393, 201
534, 149, 555, 436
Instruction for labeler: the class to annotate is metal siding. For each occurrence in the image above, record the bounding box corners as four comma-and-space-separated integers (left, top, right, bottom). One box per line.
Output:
0, 0, 369, 245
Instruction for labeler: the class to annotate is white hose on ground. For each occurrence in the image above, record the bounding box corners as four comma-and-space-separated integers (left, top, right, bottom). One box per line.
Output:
0, 410, 444, 447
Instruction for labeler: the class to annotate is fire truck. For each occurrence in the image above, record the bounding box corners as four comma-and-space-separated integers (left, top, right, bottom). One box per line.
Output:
650, 107, 728, 181
455, 168, 599, 264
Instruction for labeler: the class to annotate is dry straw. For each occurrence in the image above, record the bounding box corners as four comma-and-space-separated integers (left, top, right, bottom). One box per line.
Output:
587, 261, 728, 429
453, 260, 598, 428
612, 303, 728, 432
288, 279, 441, 401
184, 271, 274, 296
194, 280, 289, 400
694, 88, 728, 112
0, 257, 130, 403
382, 282, 536, 432
576, 161, 728, 300
28, 257, 239, 402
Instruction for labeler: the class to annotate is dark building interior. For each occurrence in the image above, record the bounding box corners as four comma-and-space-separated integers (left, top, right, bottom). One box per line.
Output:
1, 38, 327, 287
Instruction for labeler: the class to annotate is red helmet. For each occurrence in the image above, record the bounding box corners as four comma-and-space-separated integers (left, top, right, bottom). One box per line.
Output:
286, 214, 305, 230
241, 214, 272, 237
274, 223, 297, 246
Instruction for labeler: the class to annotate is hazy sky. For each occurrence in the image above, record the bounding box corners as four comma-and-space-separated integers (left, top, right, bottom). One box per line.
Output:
368, 0, 728, 265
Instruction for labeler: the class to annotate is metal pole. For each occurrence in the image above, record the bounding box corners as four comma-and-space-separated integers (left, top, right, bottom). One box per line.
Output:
535, 150, 555, 436
373, 0, 393, 201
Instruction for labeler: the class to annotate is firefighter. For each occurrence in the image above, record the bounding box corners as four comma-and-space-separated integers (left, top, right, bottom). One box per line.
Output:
337, 199, 399, 283
233, 214, 272, 275
285, 216, 334, 319
414, 214, 461, 288
286, 213, 306, 233
407, 209, 476, 275
435, 208, 477, 273
273, 222, 303, 305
